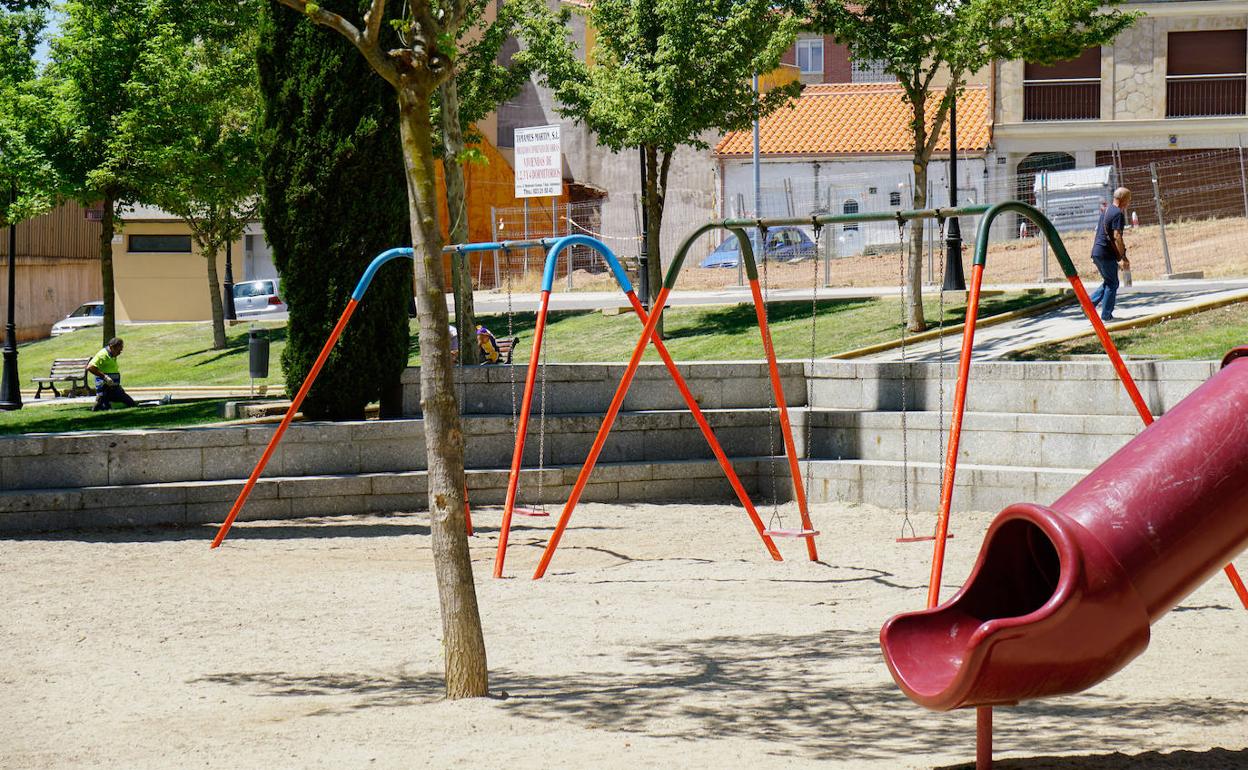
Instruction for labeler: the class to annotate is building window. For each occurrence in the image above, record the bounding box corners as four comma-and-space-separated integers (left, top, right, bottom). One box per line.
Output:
1166, 30, 1247, 118
843, 199, 860, 231
889, 191, 902, 207
851, 58, 893, 83
796, 38, 823, 76
1024, 47, 1101, 121
128, 234, 193, 253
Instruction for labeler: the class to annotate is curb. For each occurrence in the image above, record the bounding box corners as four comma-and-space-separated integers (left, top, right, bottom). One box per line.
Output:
831, 291, 1076, 360
1007, 290, 1248, 356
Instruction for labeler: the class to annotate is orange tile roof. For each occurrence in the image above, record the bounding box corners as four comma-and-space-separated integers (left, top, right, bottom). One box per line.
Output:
715, 83, 991, 158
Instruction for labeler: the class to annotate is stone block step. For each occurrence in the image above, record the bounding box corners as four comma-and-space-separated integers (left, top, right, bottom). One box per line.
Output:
0, 459, 764, 534
807, 409, 1142, 470
808, 359, 1218, 416
786, 458, 1088, 518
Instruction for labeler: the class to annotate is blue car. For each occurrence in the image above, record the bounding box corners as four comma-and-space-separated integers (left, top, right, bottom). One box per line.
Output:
699, 226, 818, 268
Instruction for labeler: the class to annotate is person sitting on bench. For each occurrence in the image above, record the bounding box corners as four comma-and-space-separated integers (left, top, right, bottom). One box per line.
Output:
477, 325, 501, 364
86, 337, 138, 411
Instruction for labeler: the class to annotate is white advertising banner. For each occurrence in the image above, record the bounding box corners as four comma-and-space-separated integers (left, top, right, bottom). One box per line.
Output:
513, 124, 562, 198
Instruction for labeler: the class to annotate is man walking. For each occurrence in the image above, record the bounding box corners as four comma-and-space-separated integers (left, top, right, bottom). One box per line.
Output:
87, 337, 138, 411
1090, 187, 1132, 321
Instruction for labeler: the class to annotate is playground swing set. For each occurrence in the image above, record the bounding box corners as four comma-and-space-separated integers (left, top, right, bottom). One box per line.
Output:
207, 200, 1248, 769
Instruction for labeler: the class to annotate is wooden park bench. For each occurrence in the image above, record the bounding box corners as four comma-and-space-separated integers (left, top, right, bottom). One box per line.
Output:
31, 357, 91, 399
496, 336, 520, 365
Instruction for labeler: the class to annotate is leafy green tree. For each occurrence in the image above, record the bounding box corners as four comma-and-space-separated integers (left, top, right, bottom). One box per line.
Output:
48, 0, 165, 344
808, 0, 1134, 331
0, 0, 57, 227
119, 17, 261, 350
257, 0, 411, 420
264, 0, 488, 697
435, 0, 568, 363
531, 0, 801, 333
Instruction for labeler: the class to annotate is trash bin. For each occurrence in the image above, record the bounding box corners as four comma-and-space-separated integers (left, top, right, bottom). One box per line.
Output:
248, 328, 270, 380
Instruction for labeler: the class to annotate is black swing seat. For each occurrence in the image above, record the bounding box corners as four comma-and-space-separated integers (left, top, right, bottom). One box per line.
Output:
764, 527, 820, 538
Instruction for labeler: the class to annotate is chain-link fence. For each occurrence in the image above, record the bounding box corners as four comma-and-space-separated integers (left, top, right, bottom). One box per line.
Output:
479, 147, 1248, 295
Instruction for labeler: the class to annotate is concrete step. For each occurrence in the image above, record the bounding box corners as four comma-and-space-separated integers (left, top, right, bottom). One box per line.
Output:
795, 458, 1087, 517
0, 459, 765, 534
1, 454, 1095, 535
405, 361, 807, 417
0, 405, 1136, 494
808, 409, 1142, 470
808, 358, 1219, 416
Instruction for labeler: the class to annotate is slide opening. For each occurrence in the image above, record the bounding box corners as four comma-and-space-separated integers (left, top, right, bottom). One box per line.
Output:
959, 518, 1062, 623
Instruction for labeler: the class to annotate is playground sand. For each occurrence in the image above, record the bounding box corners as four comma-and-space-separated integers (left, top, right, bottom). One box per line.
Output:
3, 501, 1246, 769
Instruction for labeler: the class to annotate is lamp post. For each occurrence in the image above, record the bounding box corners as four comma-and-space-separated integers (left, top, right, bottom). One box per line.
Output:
943, 98, 967, 291
0, 180, 22, 410
637, 145, 650, 310
222, 238, 237, 321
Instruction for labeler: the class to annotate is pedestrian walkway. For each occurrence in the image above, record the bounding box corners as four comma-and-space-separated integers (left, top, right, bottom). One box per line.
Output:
858, 279, 1248, 362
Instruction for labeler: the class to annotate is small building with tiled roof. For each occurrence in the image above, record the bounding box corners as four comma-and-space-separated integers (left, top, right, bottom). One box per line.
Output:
713, 83, 995, 256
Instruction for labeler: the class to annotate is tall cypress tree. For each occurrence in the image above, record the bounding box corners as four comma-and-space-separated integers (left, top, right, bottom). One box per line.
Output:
257, 0, 411, 419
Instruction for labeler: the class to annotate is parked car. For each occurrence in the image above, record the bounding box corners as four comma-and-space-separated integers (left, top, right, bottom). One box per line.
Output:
232, 279, 287, 317
50, 300, 105, 337
699, 226, 817, 268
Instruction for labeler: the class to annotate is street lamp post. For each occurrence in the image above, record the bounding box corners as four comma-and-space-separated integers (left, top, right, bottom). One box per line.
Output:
943, 99, 967, 291
223, 238, 237, 321
0, 180, 22, 410
637, 145, 650, 310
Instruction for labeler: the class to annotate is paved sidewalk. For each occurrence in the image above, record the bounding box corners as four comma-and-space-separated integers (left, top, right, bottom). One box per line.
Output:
858, 279, 1248, 362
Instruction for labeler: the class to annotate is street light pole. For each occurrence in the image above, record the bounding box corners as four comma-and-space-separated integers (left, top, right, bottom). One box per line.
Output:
943, 98, 967, 291
0, 180, 23, 410
223, 238, 237, 321
637, 145, 650, 310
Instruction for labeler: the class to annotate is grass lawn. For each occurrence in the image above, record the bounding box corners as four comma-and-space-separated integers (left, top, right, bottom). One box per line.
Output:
0, 399, 234, 436
18, 322, 290, 388
1007, 301, 1248, 361
463, 291, 1059, 364
21, 292, 1057, 391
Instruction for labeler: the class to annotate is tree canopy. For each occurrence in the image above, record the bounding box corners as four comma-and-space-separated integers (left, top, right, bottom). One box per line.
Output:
805, 0, 1135, 330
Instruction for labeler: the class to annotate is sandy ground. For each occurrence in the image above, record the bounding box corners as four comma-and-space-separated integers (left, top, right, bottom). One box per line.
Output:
3, 502, 1247, 770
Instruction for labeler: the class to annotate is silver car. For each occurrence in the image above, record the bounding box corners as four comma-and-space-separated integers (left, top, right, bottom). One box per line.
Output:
50, 301, 105, 336
232, 279, 287, 317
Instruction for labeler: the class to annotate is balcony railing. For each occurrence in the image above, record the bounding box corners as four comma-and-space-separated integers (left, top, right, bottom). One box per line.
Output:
1166, 73, 1247, 118
1023, 78, 1101, 121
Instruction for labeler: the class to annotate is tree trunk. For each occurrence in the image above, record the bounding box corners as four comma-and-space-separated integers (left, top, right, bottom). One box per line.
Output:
643, 145, 665, 338
397, 83, 488, 700
204, 242, 228, 350
439, 76, 479, 365
100, 194, 116, 345
908, 159, 928, 333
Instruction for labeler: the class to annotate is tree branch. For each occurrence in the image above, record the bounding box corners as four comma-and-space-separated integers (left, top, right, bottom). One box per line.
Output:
362, 0, 387, 49
921, 78, 960, 161
275, 0, 401, 87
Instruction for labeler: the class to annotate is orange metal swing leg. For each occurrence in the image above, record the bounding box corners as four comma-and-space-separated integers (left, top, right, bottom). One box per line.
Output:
532, 287, 674, 579
623, 291, 781, 560
494, 290, 553, 578
927, 264, 984, 607
211, 299, 361, 548
748, 278, 819, 561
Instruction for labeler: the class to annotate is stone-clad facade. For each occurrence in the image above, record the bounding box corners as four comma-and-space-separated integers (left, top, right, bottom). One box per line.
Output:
994, 2, 1248, 179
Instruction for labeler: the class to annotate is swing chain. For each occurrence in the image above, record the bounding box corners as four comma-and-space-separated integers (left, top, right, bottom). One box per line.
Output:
935, 216, 948, 507
758, 222, 783, 530
804, 221, 821, 510
896, 215, 913, 538
535, 279, 549, 512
